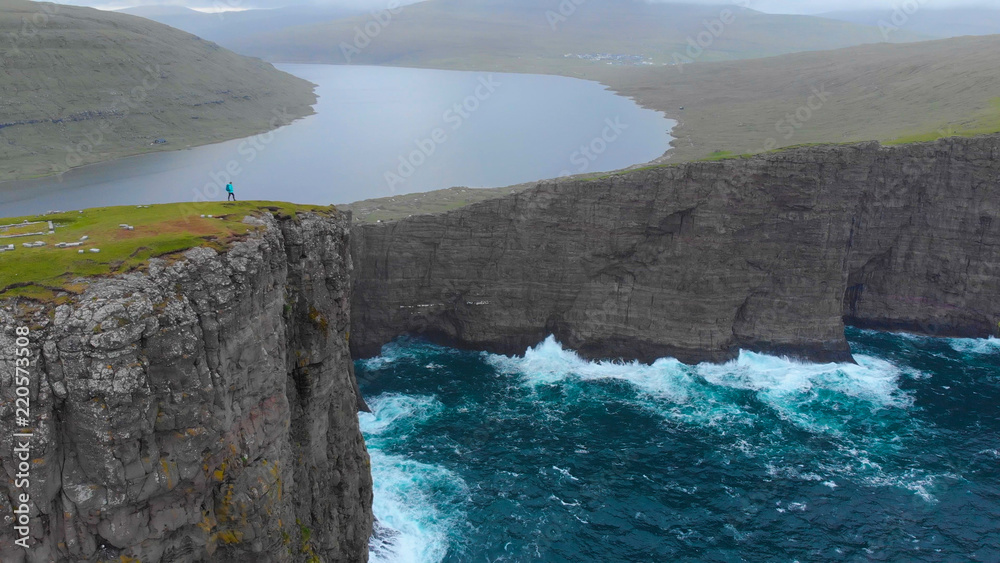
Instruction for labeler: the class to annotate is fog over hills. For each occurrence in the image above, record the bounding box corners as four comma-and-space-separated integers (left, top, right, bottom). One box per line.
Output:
118, 4, 367, 45
821, 7, 1000, 38
118, 0, 928, 72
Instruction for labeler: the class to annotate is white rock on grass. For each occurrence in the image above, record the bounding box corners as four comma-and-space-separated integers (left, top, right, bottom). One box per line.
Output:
89, 248, 101, 253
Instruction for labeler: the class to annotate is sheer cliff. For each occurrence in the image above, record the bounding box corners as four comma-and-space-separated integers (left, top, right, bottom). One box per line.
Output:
0, 211, 372, 562
351, 135, 1000, 364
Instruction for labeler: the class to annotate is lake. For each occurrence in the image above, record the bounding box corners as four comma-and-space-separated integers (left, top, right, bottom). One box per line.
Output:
0, 64, 674, 218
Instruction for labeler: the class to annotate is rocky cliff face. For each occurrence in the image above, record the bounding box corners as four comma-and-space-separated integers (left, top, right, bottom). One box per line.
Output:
351, 135, 1000, 364
0, 212, 372, 562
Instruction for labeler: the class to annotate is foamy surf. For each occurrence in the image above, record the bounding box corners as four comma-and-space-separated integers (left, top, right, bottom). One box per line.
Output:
357, 330, 997, 560
488, 335, 914, 425
483, 335, 942, 498
362, 394, 467, 563
360, 393, 444, 437
366, 450, 466, 563
947, 336, 1000, 355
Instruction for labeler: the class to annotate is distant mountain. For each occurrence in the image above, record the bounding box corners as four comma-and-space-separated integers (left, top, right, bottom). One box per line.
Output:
821, 7, 1000, 38
225, 0, 930, 72
119, 4, 367, 47
0, 0, 316, 183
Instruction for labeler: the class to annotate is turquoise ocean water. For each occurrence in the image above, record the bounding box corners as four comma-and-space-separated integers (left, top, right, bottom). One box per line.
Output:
358, 328, 1000, 562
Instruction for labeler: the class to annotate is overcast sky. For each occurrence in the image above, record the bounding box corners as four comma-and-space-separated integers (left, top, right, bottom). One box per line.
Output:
52, 0, 1000, 15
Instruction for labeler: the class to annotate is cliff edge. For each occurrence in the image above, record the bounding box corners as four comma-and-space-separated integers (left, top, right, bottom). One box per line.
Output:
351, 135, 1000, 364
0, 210, 372, 562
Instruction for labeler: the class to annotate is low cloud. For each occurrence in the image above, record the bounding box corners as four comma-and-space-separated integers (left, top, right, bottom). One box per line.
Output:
646, 0, 998, 15
58, 0, 426, 12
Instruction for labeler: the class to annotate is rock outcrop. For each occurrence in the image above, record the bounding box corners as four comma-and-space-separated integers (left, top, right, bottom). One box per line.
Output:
0, 211, 372, 562
351, 135, 1000, 364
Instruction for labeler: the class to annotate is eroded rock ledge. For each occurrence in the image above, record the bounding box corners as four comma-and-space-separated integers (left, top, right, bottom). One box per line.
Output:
351, 135, 1000, 364
0, 212, 372, 562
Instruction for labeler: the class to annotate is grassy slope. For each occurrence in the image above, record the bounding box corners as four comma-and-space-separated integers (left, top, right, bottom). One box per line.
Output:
119, 5, 366, 47
821, 8, 1000, 38
342, 184, 533, 224
591, 35, 1000, 163
0, 0, 317, 183
231, 0, 926, 72
0, 201, 335, 301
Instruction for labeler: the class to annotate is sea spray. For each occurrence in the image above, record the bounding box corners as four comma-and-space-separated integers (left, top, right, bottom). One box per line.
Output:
359, 329, 1000, 561
362, 394, 468, 563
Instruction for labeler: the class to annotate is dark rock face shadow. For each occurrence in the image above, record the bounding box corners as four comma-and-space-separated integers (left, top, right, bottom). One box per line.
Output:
0, 212, 372, 562
351, 135, 1000, 365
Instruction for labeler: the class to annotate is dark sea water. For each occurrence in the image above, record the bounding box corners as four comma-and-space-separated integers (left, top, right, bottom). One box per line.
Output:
357, 328, 1000, 562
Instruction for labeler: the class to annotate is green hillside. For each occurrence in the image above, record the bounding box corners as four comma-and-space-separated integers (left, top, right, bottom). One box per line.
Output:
593, 34, 1000, 162
0, 0, 317, 183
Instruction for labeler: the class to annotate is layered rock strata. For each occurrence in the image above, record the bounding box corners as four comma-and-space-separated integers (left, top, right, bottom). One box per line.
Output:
0, 211, 372, 562
352, 135, 1000, 363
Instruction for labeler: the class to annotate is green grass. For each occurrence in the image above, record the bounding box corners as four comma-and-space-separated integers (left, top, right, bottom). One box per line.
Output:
0, 201, 335, 301
885, 98, 1000, 145
342, 185, 530, 224
701, 150, 737, 161
697, 150, 764, 162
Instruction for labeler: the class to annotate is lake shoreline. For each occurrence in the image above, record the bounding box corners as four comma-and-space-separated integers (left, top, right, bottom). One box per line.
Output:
1, 64, 674, 219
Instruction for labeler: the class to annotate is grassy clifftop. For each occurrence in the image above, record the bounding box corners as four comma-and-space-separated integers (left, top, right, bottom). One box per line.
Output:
0, 0, 316, 183
0, 201, 335, 301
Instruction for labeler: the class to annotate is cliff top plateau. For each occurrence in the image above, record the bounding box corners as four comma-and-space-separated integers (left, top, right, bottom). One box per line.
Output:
0, 201, 337, 302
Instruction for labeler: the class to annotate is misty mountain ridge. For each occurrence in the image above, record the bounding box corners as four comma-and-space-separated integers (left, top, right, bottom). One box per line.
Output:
820, 6, 1000, 39
118, 3, 368, 45
209, 0, 929, 71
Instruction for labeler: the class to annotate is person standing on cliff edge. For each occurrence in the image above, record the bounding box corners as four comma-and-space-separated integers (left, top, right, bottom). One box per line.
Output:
226, 182, 236, 201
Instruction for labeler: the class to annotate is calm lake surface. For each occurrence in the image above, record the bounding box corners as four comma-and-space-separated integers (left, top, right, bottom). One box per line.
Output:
0, 64, 674, 218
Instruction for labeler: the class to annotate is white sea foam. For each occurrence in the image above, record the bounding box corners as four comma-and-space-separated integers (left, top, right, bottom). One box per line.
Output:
367, 450, 467, 563
696, 351, 911, 408
362, 393, 465, 563
863, 470, 959, 503
488, 335, 913, 434
947, 336, 1000, 355
484, 335, 945, 500
360, 394, 444, 437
